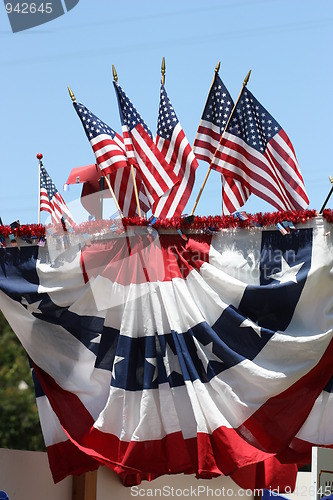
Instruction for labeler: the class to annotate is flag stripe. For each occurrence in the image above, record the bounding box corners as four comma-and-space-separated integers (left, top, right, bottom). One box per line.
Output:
193, 119, 221, 162
265, 147, 308, 210
266, 137, 309, 206
222, 177, 250, 215
212, 134, 293, 210
133, 126, 178, 191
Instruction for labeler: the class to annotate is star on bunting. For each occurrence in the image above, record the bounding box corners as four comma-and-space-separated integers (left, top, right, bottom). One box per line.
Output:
240, 318, 262, 337
163, 344, 182, 378
193, 337, 223, 373
112, 356, 125, 380
268, 257, 304, 284
146, 357, 158, 382
21, 297, 42, 315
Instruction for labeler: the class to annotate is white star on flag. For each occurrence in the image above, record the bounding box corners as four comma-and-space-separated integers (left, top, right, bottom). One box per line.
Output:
146, 357, 158, 382
163, 344, 182, 378
21, 297, 42, 315
268, 257, 304, 284
193, 337, 223, 373
89, 334, 101, 344
112, 356, 125, 380
240, 318, 262, 337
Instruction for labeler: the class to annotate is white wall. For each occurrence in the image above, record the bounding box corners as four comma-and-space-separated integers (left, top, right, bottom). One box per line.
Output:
0, 448, 72, 500
0, 448, 313, 500
0, 449, 257, 500
97, 465, 257, 499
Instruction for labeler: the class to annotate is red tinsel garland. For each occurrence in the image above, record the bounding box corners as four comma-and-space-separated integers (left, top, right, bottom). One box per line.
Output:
0, 209, 332, 240
121, 209, 322, 230
0, 224, 45, 240
322, 208, 333, 224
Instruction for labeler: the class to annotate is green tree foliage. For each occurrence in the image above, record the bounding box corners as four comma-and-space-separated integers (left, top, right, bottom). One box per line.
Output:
0, 311, 45, 451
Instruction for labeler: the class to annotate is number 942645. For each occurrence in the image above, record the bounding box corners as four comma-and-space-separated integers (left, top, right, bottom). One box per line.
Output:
5, 3, 53, 14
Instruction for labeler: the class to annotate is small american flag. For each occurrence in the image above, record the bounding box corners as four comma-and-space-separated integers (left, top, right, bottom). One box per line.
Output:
40, 163, 75, 225
73, 102, 128, 175
210, 87, 309, 211
193, 72, 250, 215
193, 72, 233, 162
72, 101, 148, 217
153, 84, 198, 218
114, 82, 179, 206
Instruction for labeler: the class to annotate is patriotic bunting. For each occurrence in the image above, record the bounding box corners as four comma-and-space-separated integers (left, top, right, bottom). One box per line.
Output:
0, 216, 332, 492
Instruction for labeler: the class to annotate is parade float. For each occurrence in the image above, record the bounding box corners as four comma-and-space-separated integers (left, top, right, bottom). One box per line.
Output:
0, 61, 332, 493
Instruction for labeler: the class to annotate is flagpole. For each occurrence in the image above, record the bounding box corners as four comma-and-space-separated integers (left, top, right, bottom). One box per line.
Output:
99, 175, 104, 220
112, 65, 142, 218
192, 61, 220, 148
37, 153, 43, 224
67, 86, 124, 218
190, 69, 251, 216
319, 175, 333, 214
161, 56, 166, 85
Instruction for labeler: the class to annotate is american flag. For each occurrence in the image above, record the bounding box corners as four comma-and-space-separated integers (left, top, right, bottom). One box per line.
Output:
193, 72, 233, 162
72, 101, 149, 217
73, 102, 128, 175
113, 82, 179, 206
152, 84, 198, 218
193, 72, 250, 215
40, 163, 75, 225
210, 87, 309, 211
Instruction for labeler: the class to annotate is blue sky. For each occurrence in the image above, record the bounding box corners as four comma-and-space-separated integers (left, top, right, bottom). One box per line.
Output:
1, 0, 333, 224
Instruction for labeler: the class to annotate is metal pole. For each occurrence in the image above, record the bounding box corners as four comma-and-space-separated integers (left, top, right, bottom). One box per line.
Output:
37, 153, 43, 224
99, 176, 104, 220
319, 175, 333, 214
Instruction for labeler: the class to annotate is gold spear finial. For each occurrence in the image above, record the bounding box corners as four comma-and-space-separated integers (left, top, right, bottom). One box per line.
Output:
112, 64, 118, 83
67, 86, 76, 102
330, 175, 333, 185
161, 56, 166, 85
215, 61, 221, 73
244, 70, 251, 86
